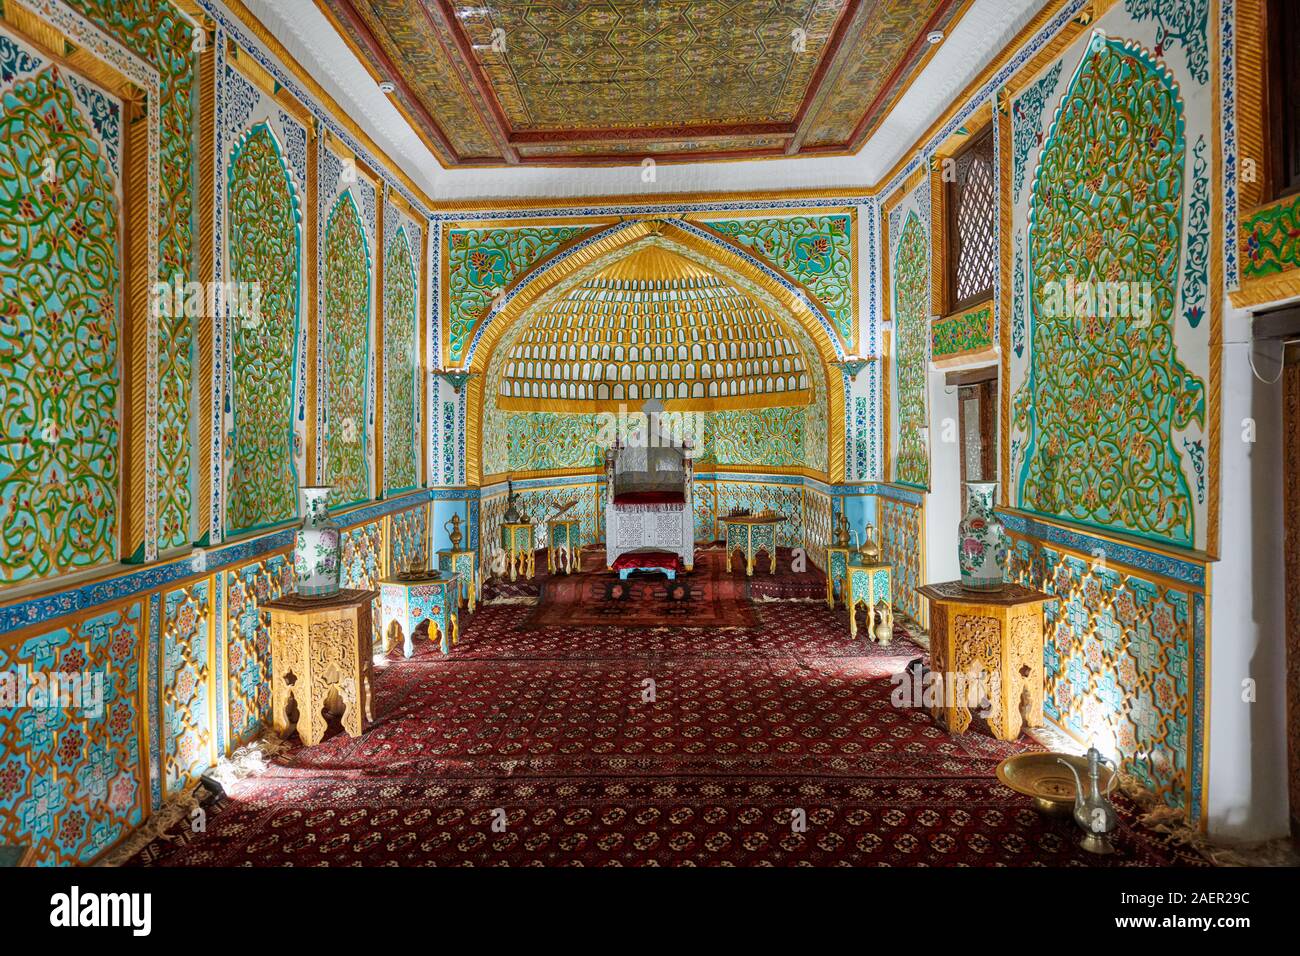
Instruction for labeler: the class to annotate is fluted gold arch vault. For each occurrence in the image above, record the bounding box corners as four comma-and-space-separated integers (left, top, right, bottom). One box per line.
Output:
465, 219, 846, 484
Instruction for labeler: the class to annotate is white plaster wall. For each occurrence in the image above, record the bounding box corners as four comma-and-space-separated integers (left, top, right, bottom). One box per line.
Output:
1205, 304, 1289, 840
925, 367, 962, 585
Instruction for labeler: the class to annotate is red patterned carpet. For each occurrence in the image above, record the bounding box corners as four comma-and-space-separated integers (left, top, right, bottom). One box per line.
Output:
129, 557, 1203, 867
525, 549, 758, 629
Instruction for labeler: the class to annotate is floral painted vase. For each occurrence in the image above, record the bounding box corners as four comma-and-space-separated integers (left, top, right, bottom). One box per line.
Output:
294, 486, 341, 598
957, 481, 1007, 591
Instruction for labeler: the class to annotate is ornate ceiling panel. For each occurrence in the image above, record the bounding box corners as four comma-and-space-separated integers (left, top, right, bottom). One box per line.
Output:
497, 246, 813, 411
317, 0, 967, 166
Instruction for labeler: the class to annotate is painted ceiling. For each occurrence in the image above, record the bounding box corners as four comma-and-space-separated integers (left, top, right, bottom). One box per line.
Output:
497, 246, 813, 411
318, 0, 967, 166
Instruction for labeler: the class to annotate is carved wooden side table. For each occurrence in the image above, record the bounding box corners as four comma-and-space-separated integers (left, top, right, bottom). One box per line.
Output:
500, 521, 535, 581
846, 561, 893, 643
437, 548, 480, 613
547, 518, 582, 575
824, 544, 853, 608
379, 573, 460, 657
266, 589, 378, 747
917, 581, 1055, 742
719, 514, 783, 576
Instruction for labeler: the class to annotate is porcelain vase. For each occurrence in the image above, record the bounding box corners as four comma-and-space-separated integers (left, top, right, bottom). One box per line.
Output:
957, 481, 1007, 591
294, 486, 341, 598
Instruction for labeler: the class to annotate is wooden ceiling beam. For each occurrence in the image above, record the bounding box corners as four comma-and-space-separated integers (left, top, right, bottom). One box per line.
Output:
509, 122, 796, 147
424, 0, 520, 164
330, 0, 470, 164
786, 0, 865, 155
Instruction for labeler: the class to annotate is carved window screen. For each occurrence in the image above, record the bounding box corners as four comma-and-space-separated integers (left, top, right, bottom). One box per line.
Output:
946, 126, 996, 312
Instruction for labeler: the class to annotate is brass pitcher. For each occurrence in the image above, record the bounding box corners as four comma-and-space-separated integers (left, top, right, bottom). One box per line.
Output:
857, 523, 881, 564
444, 513, 463, 549
1059, 747, 1120, 855
833, 512, 851, 547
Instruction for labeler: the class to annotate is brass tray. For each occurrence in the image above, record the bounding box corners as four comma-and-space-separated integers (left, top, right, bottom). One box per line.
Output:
995, 752, 1116, 816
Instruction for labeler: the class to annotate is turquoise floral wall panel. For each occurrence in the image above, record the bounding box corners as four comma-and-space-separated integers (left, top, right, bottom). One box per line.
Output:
62, 0, 198, 555
445, 223, 590, 366
225, 122, 303, 535
701, 213, 855, 346
0, 30, 122, 586
886, 184, 931, 490
0, 601, 145, 866
1008, 18, 1213, 552
323, 191, 373, 508
383, 221, 420, 493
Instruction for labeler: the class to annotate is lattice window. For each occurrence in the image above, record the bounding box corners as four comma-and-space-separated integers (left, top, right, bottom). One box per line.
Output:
946, 126, 996, 311
1268, 0, 1300, 197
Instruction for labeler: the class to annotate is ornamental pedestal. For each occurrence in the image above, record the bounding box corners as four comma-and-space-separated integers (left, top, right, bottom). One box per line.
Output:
379, 573, 460, 657
266, 589, 377, 747
917, 581, 1055, 742
720, 515, 783, 576
500, 522, 535, 581
846, 561, 893, 643
547, 518, 581, 575
437, 548, 480, 613
824, 545, 853, 608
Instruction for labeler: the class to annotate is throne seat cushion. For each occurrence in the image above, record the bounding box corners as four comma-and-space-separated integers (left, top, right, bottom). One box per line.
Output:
611, 551, 684, 574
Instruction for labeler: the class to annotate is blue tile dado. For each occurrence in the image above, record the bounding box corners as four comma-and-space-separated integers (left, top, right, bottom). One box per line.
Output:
0, 492, 433, 634
998, 510, 1207, 589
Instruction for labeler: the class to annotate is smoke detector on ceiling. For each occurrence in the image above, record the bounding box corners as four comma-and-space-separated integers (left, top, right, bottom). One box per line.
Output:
926, 30, 945, 44
378, 80, 396, 94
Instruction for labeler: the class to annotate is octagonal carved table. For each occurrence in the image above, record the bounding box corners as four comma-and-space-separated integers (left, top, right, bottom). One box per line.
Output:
266, 589, 378, 747
917, 581, 1056, 742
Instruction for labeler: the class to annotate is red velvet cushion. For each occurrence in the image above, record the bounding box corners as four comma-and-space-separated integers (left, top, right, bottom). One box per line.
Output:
611, 552, 683, 572
614, 490, 685, 505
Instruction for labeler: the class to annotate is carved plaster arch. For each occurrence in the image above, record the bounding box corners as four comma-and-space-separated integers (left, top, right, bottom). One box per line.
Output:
464, 218, 846, 484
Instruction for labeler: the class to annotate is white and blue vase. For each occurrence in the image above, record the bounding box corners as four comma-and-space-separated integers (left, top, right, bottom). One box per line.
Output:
294, 486, 341, 598
957, 481, 1008, 591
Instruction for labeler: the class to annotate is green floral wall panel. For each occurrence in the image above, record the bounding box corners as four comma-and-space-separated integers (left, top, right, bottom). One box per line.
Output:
383, 226, 419, 493
67, 0, 196, 551
892, 209, 930, 489
704, 214, 854, 345
323, 194, 372, 507
0, 36, 121, 585
1241, 198, 1300, 280
1013, 36, 1204, 548
445, 224, 587, 365
225, 124, 302, 535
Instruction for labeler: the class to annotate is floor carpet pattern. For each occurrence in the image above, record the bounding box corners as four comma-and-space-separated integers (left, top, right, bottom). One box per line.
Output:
129, 564, 1204, 867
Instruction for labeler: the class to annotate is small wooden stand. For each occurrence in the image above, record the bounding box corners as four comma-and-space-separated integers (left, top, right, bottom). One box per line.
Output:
266, 589, 378, 747
846, 561, 893, 643
719, 514, 783, 576
379, 573, 460, 657
547, 518, 582, 575
501, 521, 535, 581
917, 581, 1055, 741
437, 548, 480, 613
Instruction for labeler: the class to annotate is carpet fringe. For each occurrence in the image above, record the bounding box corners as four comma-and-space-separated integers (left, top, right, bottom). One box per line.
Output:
98, 734, 292, 867
484, 595, 539, 606
1118, 774, 1299, 867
